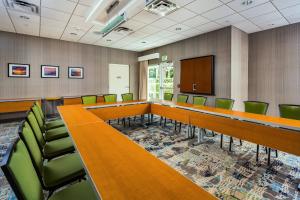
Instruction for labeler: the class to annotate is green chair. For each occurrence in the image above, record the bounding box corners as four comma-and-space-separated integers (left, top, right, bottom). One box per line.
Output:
279, 104, 300, 120
121, 93, 133, 102
35, 101, 65, 130
193, 96, 207, 106
27, 111, 75, 159
177, 94, 189, 103
81, 95, 97, 105
19, 122, 85, 190
104, 94, 117, 103
32, 105, 69, 141
173, 94, 189, 131
163, 93, 173, 101
0, 139, 97, 200
215, 98, 235, 149
244, 101, 271, 163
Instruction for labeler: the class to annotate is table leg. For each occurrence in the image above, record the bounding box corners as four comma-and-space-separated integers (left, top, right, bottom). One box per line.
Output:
193, 128, 207, 146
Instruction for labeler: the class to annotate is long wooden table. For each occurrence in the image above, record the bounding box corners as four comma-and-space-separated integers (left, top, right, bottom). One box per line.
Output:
58, 100, 300, 200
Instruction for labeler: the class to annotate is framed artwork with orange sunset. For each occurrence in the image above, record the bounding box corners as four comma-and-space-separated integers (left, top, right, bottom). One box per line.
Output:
8, 63, 30, 78
68, 67, 84, 79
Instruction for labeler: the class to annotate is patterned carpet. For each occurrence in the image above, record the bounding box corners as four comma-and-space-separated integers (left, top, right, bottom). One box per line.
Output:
0, 118, 300, 200
112, 118, 300, 200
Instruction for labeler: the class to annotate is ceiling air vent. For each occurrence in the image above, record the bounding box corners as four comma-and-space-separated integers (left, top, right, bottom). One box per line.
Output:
144, 0, 179, 16
4, 0, 39, 15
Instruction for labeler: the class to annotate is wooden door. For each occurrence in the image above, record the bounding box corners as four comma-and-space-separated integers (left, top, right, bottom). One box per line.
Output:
180, 59, 194, 93
194, 56, 214, 94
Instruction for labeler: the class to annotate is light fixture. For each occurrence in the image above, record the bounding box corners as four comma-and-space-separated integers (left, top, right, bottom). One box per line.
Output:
175, 27, 181, 31
106, 39, 112, 42
141, 41, 146, 44
70, 32, 78, 36
20, 15, 30, 20
242, 0, 253, 6
93, 31, 102, 35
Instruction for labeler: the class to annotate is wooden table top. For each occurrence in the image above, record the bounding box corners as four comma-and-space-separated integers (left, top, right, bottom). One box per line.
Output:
58, 105, 216, 200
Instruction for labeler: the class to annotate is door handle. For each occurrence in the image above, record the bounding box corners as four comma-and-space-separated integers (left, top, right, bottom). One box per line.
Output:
192, 84, 196, 91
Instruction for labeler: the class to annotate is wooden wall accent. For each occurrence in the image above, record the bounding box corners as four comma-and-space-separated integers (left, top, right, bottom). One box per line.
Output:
142, 27, 232, 106
231, 27, 248, 111
249, 23, 300, 116
0, 31, 139, 99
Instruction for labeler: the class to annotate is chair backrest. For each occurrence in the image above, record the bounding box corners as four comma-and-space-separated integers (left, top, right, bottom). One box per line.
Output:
0, 139, 44, 200
163, 93, 173, 101
121, 93, 133, 102
279, 104, 300, 120
215, 98, 234, 110
19, 121, 43, 177
26, 111, 46, 149
81, 95, 97, 105
244, 101, 269, 115
32, 105, 45, 132
103, 94, 117, 103
35, 101, 45, 121
193, 96, 207, 106
177, 94, 189, 103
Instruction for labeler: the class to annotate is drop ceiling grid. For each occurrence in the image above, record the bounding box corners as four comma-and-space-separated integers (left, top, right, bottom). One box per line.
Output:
0, 0, 299, 52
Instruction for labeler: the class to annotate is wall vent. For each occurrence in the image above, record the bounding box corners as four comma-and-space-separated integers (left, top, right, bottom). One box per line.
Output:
4, 0, 39, 15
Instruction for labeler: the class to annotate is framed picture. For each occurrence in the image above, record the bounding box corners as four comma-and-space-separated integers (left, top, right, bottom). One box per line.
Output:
41, 65, 59, 78
68, 67, 84, 79
8, 63, 30, 78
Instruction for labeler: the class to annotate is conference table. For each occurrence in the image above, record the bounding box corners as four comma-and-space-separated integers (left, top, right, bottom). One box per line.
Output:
58, 100, 300, 200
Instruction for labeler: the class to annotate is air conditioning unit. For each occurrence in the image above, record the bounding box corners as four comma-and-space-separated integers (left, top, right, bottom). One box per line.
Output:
100, 13, 127, 37
4, 0, 39, 15
144, 0, 179, 16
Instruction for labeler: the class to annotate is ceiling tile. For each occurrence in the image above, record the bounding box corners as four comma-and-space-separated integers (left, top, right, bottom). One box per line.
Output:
201, 5, 235, 20
250, 11, 288, 27
172, 0, 195, 7
240, 2, 277, 19
0, 8, 15, 32
227, 0, 269, 12
181, 28, 204, 37
166, 7, 197, 22
79, 0, 94, 6
8, 9, 40, 24
41, 17, 67, 29
41, 7, 71, 22
150, 17, 177, 28
196, 22, 222, 32
182, 15, 210, 27
139, 25, 160, 34
233, 20, 261, 33
215, 13, 246, 26
13, 20, 39, 36
132, 10, 161, 24
42, 0, 77, 13
220, 0, 233, 3
74, 4, 90, 17
271, 0, 300, 9
68, 15, 94, 31
167, 23, 191, 33
40, 26, 63, 39
122, 19, 146, 31
280, 4, 300, 23
185, 0, 223, 14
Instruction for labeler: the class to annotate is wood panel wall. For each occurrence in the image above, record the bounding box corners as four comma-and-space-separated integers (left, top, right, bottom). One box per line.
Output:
249, 23, 300, 116
142, 27, 232, 106
0, 31, 139, 99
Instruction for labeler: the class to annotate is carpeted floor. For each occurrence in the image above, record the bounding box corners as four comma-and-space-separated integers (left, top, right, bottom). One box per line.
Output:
1, 118, 300, 200
111, 118, 300, 200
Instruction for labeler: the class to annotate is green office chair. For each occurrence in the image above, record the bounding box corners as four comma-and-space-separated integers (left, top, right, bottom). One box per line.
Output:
193, 96, 207, 106
244, 101, 271, 163
173, 94, 189, 131
0, 139, 97, 200
163, 93, 173, 101
279, 104, 300, 120
19, 122, 85, 190
104, 94, 117, 103
81, 95, 97, 105
215, 98, 235, 149
27, 111, 75, 159
121, 93, 134, 126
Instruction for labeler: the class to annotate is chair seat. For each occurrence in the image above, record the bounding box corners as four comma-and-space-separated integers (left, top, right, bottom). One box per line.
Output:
43, 153, 85, 188
43, 137, 74, 159
49, 181, 98, 200
45, 126, 69, 141
46, 119, 65, 130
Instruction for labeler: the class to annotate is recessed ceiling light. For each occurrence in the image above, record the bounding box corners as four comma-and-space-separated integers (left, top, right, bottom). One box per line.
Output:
106, 39, 112, 42
141, 41, 146, 44
72, 26, 82, 31
20, 15, 30, 20
175, 27, 182, 31
93, 31, 102, 35
70, 32, 78, 36
242, 0, 253, 6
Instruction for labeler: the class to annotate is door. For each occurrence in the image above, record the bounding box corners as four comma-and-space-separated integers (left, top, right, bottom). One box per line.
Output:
180, 59, 194, 93
109, 64, 130, 101
147, 62, 174, 100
